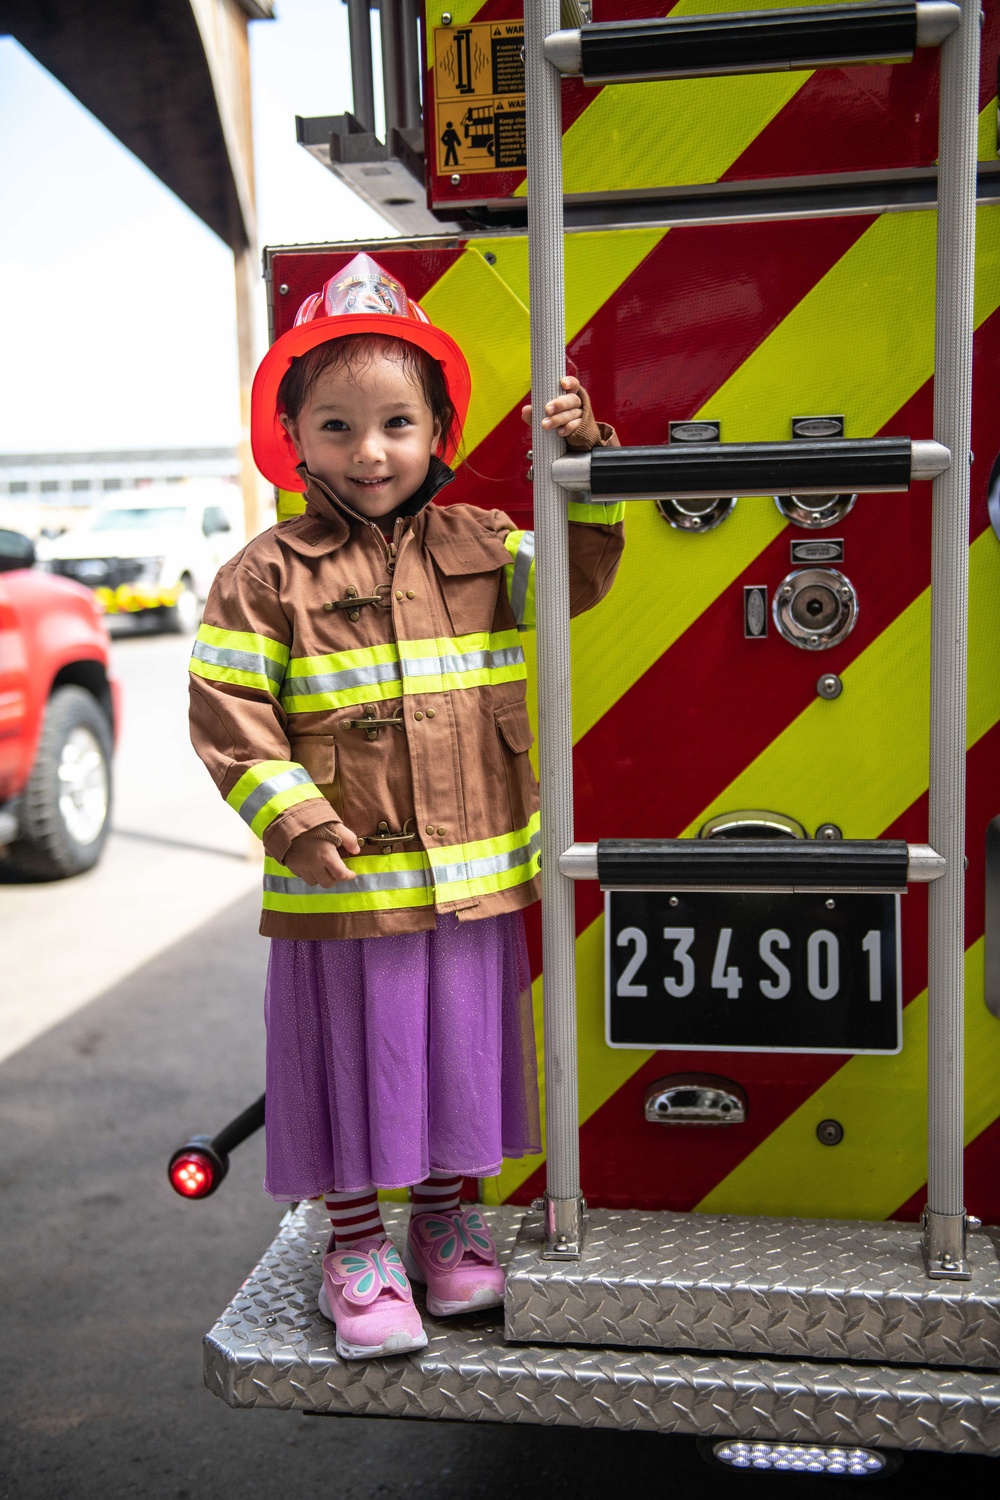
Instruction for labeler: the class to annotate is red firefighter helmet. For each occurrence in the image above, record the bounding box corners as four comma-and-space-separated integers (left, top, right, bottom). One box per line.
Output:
251, 252, 473, 492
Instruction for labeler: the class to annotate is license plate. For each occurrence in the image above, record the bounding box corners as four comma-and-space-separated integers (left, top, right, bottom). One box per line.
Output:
605, 890, 901, 1054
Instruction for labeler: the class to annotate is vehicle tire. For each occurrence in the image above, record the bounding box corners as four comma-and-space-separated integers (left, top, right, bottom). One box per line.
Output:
8, 686, 113, 880
161, 574, 201, 634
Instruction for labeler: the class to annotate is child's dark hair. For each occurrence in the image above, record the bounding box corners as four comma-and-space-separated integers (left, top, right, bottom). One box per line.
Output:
277, 333, 459, 457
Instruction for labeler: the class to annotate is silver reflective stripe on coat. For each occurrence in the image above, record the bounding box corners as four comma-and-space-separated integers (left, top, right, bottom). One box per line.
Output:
238, 766, 315, 827
510, 531, 535, 626
282, 660, 402, 700
432, 826, 542, 887
401, 644, 526, 679
191, 639, 286, 686
263, 866, 434, 897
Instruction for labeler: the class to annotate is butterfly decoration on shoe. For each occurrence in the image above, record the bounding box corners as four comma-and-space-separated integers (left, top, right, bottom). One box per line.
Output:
326, 1241, 414, 1306
414, 1209, 496, 1270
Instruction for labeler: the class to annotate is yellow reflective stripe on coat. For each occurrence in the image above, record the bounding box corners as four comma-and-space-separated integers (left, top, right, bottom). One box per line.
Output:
567, 501, 626, 525
263, 850, 435, 914
281, 641, 403, 713
190, 624, 289, 697
503, 530, 536, 631
398, 630, 526, 694
430, 814, 541, 904
226, 760, 327, 838
260, 814, 541, 913
280, 632, 526, 712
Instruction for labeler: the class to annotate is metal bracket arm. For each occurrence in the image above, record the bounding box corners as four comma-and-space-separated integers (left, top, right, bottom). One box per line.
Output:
552, 438, 951, 501
559, 839, 945, 891
545, 2, 960, 83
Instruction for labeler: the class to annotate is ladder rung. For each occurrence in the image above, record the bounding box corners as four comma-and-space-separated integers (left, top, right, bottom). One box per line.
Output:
545, 2, 960, 83
552, 437, 950, 501
559, 839, 945, 892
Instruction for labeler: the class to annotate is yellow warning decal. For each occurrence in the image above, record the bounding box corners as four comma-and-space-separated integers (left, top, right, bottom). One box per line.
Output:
433, 21, 526, 176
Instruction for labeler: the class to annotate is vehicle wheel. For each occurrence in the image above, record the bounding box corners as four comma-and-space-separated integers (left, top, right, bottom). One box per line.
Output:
8, 686, 113, 880
161, 575, 201, 634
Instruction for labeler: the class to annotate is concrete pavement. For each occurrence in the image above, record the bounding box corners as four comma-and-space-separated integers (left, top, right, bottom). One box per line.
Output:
0, 627, 260, 1063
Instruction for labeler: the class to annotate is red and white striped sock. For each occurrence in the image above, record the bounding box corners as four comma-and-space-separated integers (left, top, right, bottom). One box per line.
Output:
324, 1187, 385, 1248
411, 1171, 463, 1216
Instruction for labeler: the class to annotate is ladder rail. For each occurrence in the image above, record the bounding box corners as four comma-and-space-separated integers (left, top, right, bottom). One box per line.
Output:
525, 0, 584, 1258
925, 0, 980, 1278
525, 0, 979, 1273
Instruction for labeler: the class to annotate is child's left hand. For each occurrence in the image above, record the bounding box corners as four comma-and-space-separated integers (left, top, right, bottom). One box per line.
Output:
521, 375, 600, 447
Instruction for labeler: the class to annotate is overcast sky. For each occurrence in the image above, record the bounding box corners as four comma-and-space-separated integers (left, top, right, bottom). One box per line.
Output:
0, 0, 398, 454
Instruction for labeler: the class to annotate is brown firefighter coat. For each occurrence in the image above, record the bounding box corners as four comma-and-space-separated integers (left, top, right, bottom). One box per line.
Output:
189, 454, 624, 939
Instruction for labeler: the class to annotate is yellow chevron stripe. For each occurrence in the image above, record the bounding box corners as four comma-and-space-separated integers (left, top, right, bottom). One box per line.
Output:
492, 519, 1000, 1203
514, 0, 813, 200
979, 95, 997, 161
566, 206, 1000, 748
422, 249, 532, 458
473, 227, 667, 340
696, 940, 999, 1220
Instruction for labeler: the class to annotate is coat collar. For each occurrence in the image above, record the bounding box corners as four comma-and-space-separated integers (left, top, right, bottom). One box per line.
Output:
278, 456, 456, 558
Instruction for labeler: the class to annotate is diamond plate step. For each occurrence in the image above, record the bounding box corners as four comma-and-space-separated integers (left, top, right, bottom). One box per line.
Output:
503, 1208, 1000, 1368
203, 1202, 1000, 1454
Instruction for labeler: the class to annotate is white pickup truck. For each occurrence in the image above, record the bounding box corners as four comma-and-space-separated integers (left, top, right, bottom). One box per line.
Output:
39, 484, 243, 633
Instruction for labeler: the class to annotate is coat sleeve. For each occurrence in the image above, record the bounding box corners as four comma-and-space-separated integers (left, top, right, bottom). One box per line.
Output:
188, 551, 341, 864
498, 417, 624, 632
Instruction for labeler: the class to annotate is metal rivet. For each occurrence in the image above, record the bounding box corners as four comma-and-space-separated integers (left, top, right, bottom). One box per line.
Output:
426, 708, 435, 718
825, 898, 835, 909
441, 11, 452, 22
265, 1315, 277, 1324
817, 673, 842, 700
669, 896, 679, 907
816, 823, 842, 841
394, 589, 403, 600
406, 589, 415, 599
414, 710, 424, 720
816, 1118, 844, 1146
809, 634, 820, 646
483, 251, 496, 265
450, 173, 461, 186
426, 824, 435, 835
323, 601, 333, 612
437, 825, 447, 835
278, 283, 289, 295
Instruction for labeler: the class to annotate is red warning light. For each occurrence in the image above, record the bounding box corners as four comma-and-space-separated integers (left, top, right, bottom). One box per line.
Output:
169, 1150, 216, 1199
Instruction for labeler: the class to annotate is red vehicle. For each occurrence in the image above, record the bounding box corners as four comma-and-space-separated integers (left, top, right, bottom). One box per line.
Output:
0, 526, 118, 879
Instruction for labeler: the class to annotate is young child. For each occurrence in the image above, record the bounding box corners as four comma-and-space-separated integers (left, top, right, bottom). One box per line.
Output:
189, 253, 624, 1361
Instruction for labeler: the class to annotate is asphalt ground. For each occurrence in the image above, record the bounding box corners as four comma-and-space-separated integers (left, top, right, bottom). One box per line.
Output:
1, 628, 997, 1496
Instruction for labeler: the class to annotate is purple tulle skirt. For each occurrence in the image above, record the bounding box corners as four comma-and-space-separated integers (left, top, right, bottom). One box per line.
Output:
263, 911, 541, 1199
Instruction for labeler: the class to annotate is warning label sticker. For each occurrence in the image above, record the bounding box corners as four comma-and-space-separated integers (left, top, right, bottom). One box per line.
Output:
433, 21, 526, 176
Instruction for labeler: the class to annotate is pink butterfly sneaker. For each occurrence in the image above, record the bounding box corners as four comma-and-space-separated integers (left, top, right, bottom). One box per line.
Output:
404, 1208, 506, 1317
318, 1236, 428, 1360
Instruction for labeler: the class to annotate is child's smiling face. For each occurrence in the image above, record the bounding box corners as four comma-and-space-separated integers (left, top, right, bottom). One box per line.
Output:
280, 350, 442, 521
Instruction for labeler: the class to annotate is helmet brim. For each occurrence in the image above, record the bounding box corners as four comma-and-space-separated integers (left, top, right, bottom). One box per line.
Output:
251, 314, 472, 492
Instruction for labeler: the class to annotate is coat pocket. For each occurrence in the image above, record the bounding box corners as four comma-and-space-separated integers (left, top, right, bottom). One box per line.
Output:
425, 531, 511, 637
494, 702, 534, 755
289, 734, 337, 788
494, 703, 535, 832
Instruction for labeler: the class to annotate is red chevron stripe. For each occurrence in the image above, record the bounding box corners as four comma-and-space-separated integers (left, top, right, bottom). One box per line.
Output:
893, 1116, 1000, 1226
446, 214, 875, 524
723, 4, 1000, 185
512, 719, 1000, 1208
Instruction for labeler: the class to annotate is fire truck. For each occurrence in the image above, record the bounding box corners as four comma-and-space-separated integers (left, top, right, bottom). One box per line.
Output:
175, 0, 1000, 1471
